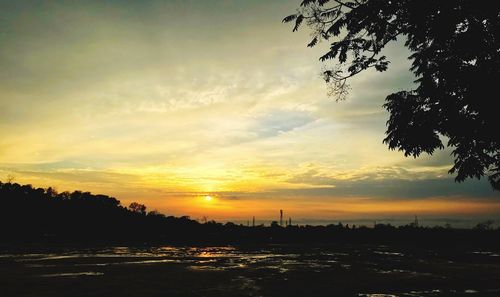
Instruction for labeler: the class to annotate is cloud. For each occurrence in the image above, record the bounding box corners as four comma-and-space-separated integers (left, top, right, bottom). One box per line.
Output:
0, 0, 497, 220
251, 110, 316, 138
283, 164, 499, 199
280, 177, 498, 199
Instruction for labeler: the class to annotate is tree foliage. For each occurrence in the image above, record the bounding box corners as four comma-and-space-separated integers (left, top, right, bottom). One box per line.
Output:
284, 0, 500, 190
0, 181, 201, 242
1, 181, 499, 244
129, 202, 147, 215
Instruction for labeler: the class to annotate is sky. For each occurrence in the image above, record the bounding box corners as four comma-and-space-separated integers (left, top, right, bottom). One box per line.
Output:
1, 0, 499, 227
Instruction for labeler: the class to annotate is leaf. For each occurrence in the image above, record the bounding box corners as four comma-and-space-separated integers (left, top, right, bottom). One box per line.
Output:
326, 18, 346, 36
300, 0, 316, 7
320, 51, 335, 61
282, 14, 297, 23
293, 15, 304, 32
307, 37, 318, 47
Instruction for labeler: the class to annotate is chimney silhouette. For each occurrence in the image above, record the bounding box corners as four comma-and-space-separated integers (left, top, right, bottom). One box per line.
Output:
280, 210, 283, 226
252, 216, 255, 227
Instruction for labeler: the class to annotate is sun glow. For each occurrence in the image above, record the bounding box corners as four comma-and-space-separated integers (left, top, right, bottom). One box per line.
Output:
203, 195, 214, 202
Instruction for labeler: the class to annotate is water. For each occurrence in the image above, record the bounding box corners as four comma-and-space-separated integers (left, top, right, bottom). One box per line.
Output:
2, 244, 500, 296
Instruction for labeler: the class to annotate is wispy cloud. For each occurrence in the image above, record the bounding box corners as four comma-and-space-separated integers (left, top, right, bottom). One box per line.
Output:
0, 0, 498, 220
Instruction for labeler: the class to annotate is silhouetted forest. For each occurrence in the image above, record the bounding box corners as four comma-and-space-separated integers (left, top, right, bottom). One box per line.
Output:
1, 181, 499, 247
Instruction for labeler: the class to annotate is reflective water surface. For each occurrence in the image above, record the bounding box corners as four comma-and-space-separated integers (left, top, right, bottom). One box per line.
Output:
2, 244, 500, 296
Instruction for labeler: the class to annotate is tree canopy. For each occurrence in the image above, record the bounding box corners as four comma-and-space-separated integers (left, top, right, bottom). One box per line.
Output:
284, 0, 500, 190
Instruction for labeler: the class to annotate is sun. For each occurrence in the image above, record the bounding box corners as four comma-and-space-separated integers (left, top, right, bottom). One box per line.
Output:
203, 195, 214, 202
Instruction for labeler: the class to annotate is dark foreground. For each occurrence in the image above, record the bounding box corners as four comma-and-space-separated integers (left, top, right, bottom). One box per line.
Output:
1, 244, 500, 297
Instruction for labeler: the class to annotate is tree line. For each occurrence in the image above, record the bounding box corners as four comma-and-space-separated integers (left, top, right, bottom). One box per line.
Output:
1, 181, 498, 246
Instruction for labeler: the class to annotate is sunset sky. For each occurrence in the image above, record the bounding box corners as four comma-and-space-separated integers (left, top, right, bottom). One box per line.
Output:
1, 0, 499, 226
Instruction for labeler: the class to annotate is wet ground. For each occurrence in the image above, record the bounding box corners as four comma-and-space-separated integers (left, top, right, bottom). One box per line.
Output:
1, 244, 500, 296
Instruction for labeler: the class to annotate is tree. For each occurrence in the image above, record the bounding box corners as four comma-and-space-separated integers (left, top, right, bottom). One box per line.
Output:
284, 0, 500, 189
474, 219, 494, 230
45, 187, 57, 198
129, 202, 147, 215
6, 174, 15, 183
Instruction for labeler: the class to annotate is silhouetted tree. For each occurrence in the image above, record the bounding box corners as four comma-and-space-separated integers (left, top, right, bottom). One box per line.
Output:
284, 0, 500, 189
45, 187, 57, 198
129, 202, 147, 215
474, 220, 494, 230
6, 174, 15, 183
1, 181, 499, 245
147, 210, 164, 218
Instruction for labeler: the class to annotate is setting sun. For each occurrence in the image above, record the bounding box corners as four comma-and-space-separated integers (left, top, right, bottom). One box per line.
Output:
204, 195, 214, 202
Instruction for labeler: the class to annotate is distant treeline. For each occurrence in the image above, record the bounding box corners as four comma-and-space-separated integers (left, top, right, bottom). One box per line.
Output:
1, 181, 499, 246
